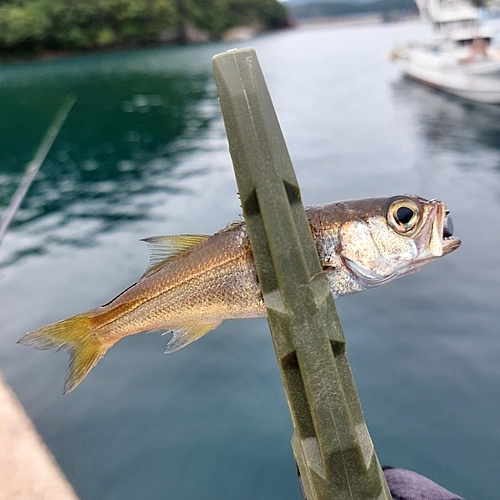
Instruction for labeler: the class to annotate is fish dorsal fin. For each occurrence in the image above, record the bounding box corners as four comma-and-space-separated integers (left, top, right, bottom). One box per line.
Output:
140, 234, 209, 279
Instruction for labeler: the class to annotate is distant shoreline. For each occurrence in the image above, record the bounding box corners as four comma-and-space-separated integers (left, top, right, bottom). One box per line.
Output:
0, 15, 420, 64
0, 24, 292, 64
293, 12, 419, 29
0, 39, 192, 65
296, 13, 385, 28
0, 31, 248, 64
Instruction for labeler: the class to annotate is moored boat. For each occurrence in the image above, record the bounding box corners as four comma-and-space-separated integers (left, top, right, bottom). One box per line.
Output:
391, 0, 500, 104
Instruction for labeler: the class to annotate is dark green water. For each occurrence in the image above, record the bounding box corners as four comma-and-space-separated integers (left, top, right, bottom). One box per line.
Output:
1, 23, 500, 500
0, 45, 221, 263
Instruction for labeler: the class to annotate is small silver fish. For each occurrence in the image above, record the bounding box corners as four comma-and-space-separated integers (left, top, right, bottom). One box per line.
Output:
19, 195, 460, 393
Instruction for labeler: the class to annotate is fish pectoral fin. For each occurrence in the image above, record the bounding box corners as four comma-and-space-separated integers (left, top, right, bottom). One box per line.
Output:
164, 322, 222, 353
140, 234, 209, 279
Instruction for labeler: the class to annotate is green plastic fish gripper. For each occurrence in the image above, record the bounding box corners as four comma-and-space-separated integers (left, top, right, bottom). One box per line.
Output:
212, 48, 392, 500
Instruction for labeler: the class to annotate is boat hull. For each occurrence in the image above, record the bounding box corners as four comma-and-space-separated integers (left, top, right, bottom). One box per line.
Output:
393, 47, 500, 104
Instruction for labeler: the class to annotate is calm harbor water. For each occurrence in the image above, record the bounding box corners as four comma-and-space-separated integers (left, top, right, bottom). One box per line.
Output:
1, 21, 500, 500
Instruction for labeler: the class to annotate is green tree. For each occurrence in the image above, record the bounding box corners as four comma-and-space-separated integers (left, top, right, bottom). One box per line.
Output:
0, 0, 289, 53
0, 0, 51, 49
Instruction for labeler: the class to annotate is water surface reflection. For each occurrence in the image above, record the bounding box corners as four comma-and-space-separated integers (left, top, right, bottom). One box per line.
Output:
0, 48, 225, 266
392, 78, 500, 170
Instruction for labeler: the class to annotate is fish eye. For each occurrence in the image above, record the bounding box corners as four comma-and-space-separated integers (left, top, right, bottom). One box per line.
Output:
396, 206, 414, 224
387, 199, 419, 234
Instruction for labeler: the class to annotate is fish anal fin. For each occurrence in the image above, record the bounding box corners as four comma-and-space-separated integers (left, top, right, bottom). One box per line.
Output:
140, 235, 209, 279
164, 322, 222, 353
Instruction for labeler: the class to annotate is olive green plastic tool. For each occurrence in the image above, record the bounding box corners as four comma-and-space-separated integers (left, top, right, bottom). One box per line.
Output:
212, 48, 391, 500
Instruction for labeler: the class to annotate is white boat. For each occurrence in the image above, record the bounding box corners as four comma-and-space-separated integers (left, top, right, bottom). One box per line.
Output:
391, 0, 500, 104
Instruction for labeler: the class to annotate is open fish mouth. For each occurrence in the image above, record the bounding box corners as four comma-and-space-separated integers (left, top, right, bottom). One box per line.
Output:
442, 213, 461, 255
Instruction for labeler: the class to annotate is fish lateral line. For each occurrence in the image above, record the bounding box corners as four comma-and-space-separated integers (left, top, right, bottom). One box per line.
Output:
107, 247, 254, 311
101, 234, 212, 307
97, 239, 256, 333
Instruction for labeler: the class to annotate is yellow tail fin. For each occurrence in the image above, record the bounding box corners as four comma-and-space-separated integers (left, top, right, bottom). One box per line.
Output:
18, 314, 108, 394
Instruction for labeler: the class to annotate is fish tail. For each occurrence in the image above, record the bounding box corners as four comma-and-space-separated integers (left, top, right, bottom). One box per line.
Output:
18, 314, 109, 394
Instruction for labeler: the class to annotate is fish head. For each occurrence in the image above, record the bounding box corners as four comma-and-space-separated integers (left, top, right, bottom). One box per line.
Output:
339, 195, 460, 286
331, 195, 460, 290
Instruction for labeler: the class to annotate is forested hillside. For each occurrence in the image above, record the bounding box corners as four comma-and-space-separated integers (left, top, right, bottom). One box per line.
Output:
0, 0, 289, 53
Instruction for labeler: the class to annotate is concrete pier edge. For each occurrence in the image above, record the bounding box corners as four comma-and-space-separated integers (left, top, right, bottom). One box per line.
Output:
0, 373, 79, 500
